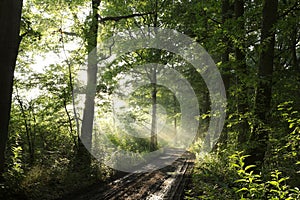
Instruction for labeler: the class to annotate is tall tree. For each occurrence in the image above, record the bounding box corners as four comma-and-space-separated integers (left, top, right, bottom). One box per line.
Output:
0, 0, 23, 179
150, 0, 159, 151
249, 0, 278, 166
77, 0, 154, 165
234, 0, 248, 144
150, 65, 158, 151
77, 0, 101, 168
217, 0, 233, 147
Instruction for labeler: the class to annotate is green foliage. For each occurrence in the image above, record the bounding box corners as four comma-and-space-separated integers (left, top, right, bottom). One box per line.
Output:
2, 0, 299, 199
7, 146, 24, 179
1, 145, 25, 199
185, 152, 237, 199
186, 151, 300, 200
229, 152, 265, 199
264, 101, 300, 186
106, 132, 152, 153
231, 152, 300, 200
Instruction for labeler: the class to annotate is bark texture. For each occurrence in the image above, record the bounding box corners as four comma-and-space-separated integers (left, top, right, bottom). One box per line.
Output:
0, 0, 23, 178
249, 0, 278, 166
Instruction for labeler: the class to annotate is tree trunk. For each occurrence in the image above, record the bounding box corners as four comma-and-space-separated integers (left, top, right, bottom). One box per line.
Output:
221, 0, 232, 93
150, 66, 158, 151
217, 0, 233, 148
149, 0, 159, 151
291, 26, 299, 72
77, 0, 100, 169
234, 0, 248, 144
173, 94, 177, 144
249, 0, 278, 166
0, 0, 23, 179
15, 92, 35, 164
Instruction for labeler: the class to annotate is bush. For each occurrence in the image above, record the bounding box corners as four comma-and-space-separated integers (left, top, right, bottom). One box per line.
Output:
185, 151, 300, 200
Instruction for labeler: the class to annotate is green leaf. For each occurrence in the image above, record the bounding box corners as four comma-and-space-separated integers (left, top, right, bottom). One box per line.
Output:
236, 187, 248, 193
268, 181, 279, 188
235, 178, 248, 183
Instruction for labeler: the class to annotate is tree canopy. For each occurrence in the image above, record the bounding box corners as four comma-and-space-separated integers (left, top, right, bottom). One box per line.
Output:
0, 0, 299, 199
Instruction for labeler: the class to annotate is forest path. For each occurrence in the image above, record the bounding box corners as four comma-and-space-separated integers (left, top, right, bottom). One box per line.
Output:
72, 149, 194, 200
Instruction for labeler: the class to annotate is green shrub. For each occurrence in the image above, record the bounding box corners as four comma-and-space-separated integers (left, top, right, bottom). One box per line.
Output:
186, 151, 300, 200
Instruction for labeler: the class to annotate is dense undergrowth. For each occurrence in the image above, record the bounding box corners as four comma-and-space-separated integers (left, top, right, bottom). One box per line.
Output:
185, 102, 300, 200
185, 151, 300, 200
0, 156, 113, 200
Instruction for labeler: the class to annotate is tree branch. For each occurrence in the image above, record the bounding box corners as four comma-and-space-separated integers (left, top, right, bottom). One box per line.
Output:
279, 1, 300, 18
99, 12, 154, 23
